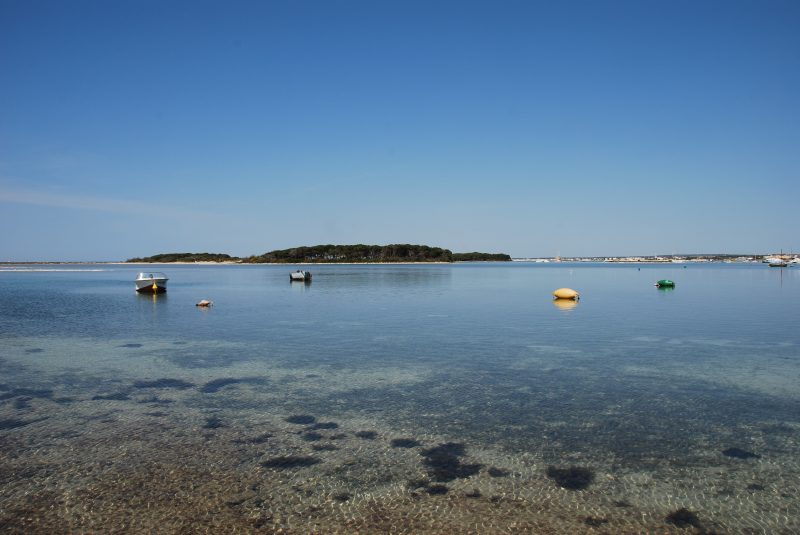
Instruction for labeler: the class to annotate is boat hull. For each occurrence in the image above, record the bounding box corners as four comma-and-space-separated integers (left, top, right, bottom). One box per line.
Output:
135, 280, 167, 293
135, 276, 168, 293
290, 271, 312, 282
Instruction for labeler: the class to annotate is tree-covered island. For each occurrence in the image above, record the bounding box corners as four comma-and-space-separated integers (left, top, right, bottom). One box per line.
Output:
126, 245, 511, 263
245, 244, 454, 263
126, 252, 238, 263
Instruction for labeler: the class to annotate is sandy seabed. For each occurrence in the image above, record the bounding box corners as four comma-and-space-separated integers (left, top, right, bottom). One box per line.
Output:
2, 383, 798, 535
2, 330, 799, 535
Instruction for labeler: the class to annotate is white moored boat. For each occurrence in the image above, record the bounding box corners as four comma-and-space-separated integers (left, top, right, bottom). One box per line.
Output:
289, 270, 312, 282
135, 272, 168, 293
766, 257, 788, 267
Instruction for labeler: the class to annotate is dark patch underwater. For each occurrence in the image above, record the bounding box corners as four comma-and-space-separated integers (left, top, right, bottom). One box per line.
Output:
261, 456, 321, 469
134, 378, 194, 390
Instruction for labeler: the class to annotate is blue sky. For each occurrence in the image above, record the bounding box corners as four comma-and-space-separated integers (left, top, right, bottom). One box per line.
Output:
1, 0, 798, 260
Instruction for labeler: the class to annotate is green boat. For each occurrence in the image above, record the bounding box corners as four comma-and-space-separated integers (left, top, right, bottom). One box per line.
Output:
655, 279, 675, 288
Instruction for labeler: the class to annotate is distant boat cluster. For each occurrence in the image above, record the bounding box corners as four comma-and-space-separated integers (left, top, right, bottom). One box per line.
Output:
513, 254, 799, 265
763, 256, 799, 268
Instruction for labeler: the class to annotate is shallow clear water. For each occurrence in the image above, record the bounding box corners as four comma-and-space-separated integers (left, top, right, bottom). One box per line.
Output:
1, 262, 799, 533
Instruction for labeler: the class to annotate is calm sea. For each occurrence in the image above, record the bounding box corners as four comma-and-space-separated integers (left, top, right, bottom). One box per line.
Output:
1, 262, 798, 533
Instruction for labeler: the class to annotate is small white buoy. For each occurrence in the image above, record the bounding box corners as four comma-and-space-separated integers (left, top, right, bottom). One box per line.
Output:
196, 299, 213, 307
553, 288, 580, 300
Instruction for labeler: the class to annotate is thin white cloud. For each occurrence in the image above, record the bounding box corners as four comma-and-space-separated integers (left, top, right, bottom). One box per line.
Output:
0, 187, 214, 218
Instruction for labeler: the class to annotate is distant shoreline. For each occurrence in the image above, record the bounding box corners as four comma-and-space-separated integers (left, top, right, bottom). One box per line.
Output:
1, 261, 458, 266
1, 256, 791, 266
115, 261, 457, 266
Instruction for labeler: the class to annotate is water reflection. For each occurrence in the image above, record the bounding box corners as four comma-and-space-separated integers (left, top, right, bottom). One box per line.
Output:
290, 279, 312, 292
552, 298, 578, 311
135, 291, 168, 313
309, 266, 452, 289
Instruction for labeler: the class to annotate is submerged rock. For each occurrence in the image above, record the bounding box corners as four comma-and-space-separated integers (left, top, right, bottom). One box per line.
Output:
136, 396, 174, 405
285, 415, 316, 425
203, 416, 226, 429
391, 438, 420, 448
546, 466, 595, 490
0, 418, 34, 430
200, 378, 242, 393
722, 447, 760, 459
488, 467, 510, 478
133, 378, 194, 390
426, 484, 449, 495
421, 442, 483, 482
200, 377, 267, 393
0, 388, 53, 401
91, 392, 130, 401
665, 508, 702, 529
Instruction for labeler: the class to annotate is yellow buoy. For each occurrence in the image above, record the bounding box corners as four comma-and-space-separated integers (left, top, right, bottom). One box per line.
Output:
553, 288, 579, 300
152, 282, 158, 292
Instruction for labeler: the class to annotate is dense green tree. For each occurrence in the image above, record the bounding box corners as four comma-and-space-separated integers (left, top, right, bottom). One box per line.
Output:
126, 252, 239, 263
245, 244, 455, 263
452, 252, 512, 261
